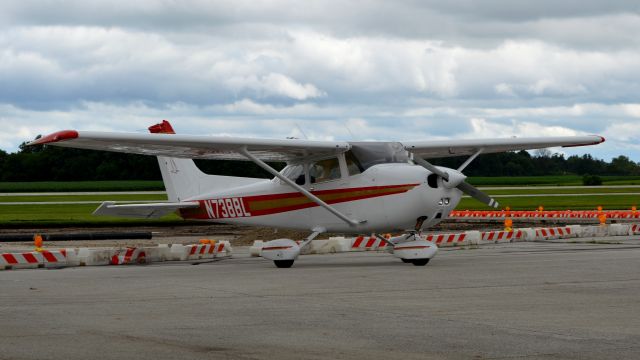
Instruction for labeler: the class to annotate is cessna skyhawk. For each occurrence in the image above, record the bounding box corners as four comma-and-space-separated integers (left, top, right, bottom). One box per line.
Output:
28, 120, 604, 267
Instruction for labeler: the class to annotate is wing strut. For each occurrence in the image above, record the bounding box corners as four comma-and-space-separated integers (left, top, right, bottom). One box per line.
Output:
457, 148, 483, 172
239, 147, 363, 227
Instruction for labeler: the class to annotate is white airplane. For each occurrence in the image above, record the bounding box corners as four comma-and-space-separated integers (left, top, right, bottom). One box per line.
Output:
29, 120, 604, 267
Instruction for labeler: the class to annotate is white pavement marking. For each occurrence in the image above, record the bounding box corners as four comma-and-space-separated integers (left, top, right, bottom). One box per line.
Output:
463, 192, 640, 198
478, 185, 640, 190
0, 201, 169, 205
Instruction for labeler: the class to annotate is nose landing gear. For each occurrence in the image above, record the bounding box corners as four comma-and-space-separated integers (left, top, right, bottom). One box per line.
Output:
391, 236, 438, 266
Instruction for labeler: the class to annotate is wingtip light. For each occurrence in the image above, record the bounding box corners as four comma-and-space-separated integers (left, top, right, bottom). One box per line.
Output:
28, 130, 79, 146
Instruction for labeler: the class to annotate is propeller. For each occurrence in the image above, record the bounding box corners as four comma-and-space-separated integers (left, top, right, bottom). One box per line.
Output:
412, 156, 500, 209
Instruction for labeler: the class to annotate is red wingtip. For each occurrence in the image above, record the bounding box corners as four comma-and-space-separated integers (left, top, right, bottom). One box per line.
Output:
28, 130, 79, 145
148, 120, 175, 134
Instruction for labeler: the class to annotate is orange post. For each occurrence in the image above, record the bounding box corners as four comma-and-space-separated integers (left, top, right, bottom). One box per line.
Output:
598, 213, 607, 226
632, 205, 637, 215
538, 205, 544, 212
504, 218, 513, 232
34, 234, 43, 252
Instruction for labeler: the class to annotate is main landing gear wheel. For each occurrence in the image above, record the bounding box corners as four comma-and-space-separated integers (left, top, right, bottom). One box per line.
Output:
274, 260, 295, 268
410, 259, 430, 266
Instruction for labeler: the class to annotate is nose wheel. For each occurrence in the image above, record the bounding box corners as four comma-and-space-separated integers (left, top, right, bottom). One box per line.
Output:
393, 238, 438, 266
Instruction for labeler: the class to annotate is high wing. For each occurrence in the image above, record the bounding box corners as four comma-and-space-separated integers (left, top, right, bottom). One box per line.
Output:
29, 129, 604, 162
28, 130, 350, 162
403, 135, 605, 159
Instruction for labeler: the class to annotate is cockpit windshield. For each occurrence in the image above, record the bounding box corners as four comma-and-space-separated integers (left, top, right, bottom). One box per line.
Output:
276, 142, 408, 184
280, 164, 305, 185
349, 142, 409, 170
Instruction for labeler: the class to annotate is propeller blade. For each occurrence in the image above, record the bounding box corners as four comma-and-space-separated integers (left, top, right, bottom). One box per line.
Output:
456, 181, 500, 209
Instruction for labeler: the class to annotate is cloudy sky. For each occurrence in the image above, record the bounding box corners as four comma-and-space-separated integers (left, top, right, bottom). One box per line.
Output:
2, 0, 640, 160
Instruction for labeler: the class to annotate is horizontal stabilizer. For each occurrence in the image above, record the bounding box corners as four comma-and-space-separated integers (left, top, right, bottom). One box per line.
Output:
93, 201, 200, 219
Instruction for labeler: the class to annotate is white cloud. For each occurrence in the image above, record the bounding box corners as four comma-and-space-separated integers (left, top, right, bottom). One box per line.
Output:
466, 118, 581, 139
227, 73, 325, 100
0, 1, 639, 162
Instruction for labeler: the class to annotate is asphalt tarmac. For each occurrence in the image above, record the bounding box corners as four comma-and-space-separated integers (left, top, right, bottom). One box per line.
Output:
1, 241, 639, 360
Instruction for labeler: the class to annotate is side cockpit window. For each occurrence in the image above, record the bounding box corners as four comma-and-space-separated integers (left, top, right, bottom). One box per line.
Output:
309, 157, 341, 183
345, 151, 363, 176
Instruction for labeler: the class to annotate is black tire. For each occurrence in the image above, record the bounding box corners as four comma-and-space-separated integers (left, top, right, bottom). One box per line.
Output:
401, 258, 412, 263
274, 260, 295, 268
411, 259, 430, 266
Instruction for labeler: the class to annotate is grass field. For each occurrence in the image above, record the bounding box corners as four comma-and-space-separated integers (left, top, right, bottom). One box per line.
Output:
0, 203, 184, 228
468, 175, 640, 186
0, 194, 167, 203
457, 195, 639, 211
0, 177, 639, 226
0, 180, 165, 193
479, 187, 640, 195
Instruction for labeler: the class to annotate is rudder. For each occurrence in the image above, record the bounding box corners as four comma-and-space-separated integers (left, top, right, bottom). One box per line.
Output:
149, 120, 264, 202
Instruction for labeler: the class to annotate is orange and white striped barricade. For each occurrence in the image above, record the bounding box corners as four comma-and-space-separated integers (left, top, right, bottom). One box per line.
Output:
250, 240, 264, 257
143, 245, 171, 262
566, 225, 583, 237
350, 236, 388, 251
480, 230, 522, 243
303, 237, 352, 254
579, 225, 601, 238
1, 251, 44, 270
40, 249, 73, 268
215, 241, 232, 257
1, 249, 76, 270
77, 248, 119, 266
534, 226, 575, 240
423, 232, 472, 247
185, 241, 230, 260
518, 228, 536, 241
169, 244, 189, 261
110, 247, 147, 265
607, 224, 632, 236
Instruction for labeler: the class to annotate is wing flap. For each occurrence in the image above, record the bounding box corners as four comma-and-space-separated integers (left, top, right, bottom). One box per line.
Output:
93, 201, 200, 219
403, 135, 605, 158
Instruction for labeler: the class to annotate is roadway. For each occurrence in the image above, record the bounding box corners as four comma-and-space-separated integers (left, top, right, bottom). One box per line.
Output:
1, 241, 639, 359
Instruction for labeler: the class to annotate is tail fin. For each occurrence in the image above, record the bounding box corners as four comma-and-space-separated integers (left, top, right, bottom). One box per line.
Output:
149, 120, 263, 202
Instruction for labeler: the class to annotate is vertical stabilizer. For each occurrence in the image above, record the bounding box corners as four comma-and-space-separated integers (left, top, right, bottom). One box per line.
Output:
149, 120, 263, 202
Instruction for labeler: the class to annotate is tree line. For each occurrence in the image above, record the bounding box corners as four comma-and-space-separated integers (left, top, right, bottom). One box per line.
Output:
0, 143, 638, 182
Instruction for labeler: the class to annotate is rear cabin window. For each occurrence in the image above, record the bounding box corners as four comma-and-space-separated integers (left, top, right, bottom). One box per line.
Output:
309, 158, 341, 183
